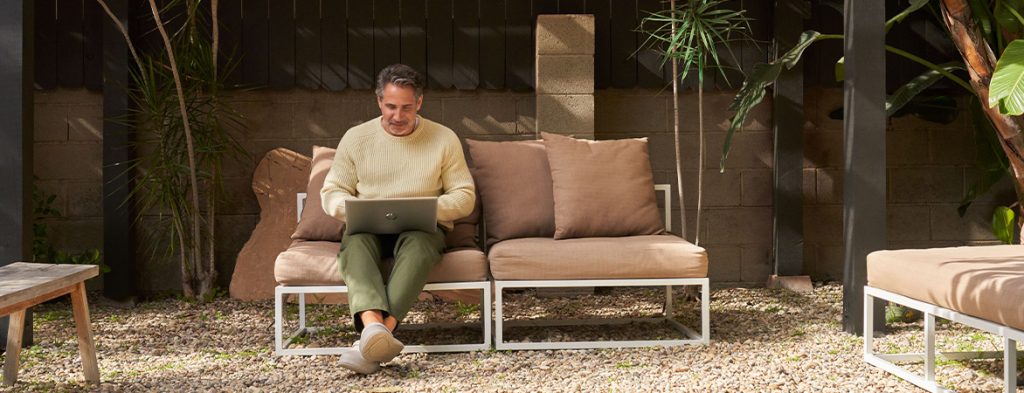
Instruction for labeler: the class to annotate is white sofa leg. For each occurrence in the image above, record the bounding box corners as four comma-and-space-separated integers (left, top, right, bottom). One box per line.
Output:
1006, 338, 1018, 393
298, 293, 306, 330
275, 287, 283, 355
483, 283, 492, 349
495, 282, 504, 349
925, 313, 936, 383
701, 280, 710, 344
864, 290, 874, 359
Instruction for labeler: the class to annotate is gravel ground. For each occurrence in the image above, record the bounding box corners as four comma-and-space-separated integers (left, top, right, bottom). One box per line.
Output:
1, 283, 1020, 392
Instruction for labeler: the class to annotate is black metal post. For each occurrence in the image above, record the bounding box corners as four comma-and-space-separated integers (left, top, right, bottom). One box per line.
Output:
0, 0, 34, 351
102, 0, 137, 301
772, 0, 805, 278
842, 0, 887, 335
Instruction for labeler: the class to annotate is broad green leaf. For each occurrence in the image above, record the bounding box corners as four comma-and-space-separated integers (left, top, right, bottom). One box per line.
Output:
988, 40, 1024, 115
992, 206, 1016, 244
887, 63, 965, 116
966, 0, 994, 38
995, 0, 1024, 36
885, 0, 930, 33
780, 31, 821, 68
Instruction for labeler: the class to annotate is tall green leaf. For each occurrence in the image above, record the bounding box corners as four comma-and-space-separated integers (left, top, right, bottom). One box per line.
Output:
989, 39, 1024, 115
992, 206, 1016, 244
887, 63, 965, 116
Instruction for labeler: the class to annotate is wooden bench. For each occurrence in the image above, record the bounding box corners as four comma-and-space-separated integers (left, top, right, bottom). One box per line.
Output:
1, 262, 99, 386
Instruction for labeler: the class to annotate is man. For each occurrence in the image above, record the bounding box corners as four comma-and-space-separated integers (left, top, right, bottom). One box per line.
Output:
321, 64, 475, 374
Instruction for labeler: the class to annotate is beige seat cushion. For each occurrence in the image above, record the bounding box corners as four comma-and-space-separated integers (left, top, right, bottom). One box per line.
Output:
488, 235, 707, 280
540, 132, 664, 239
275, 241, 488, 285
867, 245, 1024, 331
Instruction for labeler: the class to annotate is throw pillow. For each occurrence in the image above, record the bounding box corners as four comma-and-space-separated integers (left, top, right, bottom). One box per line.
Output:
291, 146, 346, 241
466, 139, 556, 245
541, 132, 664, 239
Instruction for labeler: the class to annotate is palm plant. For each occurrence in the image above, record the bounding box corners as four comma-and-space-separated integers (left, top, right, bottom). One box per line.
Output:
639, 0, 753, 245
725, 0, 1024, 242
99, 0, 244, 298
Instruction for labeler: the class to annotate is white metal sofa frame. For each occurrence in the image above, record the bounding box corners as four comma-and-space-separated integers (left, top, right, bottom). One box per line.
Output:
492, 184, 711, 350
274, 193, 492, 356
864, 286, 1022, 393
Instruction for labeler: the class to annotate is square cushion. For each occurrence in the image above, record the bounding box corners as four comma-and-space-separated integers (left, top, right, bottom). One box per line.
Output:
488, 235, 707, 280
275, 241, 489, 285
291, 146, 345, 241
867, 245, 1024, 330
541, 132, 664, 239
466, 139, 555, 245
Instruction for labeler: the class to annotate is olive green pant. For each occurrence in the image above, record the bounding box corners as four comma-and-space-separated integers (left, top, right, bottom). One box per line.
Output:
338, 230, 445, 331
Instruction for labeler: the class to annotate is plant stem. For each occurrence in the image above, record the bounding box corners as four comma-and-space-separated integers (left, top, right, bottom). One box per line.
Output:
670, 0, 687, 240
149, 0, 205, 296
885, 45, 974, 92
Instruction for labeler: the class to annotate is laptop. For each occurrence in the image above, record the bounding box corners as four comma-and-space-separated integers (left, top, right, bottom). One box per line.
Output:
345, 197, 438, 235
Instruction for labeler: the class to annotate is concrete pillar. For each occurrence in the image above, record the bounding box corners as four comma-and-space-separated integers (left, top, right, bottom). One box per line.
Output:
535, 15, 594, 139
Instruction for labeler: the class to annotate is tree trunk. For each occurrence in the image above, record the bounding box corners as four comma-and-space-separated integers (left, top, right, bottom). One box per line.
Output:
939, 0, 1024, 214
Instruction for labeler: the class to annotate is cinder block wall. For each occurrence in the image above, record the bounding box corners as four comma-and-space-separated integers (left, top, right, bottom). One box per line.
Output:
34, 87, 1012, 291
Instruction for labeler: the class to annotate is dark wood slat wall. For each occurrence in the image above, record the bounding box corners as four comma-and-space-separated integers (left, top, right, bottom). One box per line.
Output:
400, 0, 427, 80
348, 0, 374, 89
426, 0, 454, 89
321, 0, 348, 91
36, 0, 792, 92
452, 0, 480, 90
294, 0, 321, 89
57, 0, 85, 87
242, 0, 269, 86
268, 0, 296, 89
374, 0, 402, 77
35, 0, 57, 90
479, 0, 506, 89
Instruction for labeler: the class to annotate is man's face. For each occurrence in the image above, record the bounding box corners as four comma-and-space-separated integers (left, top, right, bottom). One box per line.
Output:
377, 83, 423, 137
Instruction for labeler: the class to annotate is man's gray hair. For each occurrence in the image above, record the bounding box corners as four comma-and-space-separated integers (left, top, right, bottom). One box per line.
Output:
375, 64, 425, 98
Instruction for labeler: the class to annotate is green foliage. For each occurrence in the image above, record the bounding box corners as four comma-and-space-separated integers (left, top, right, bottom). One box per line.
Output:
32, 182, 109, 273
960, 97, 1010, 216
992, 205, 1016, 244
885, 303, 921, 324
989, 39, 1024, 115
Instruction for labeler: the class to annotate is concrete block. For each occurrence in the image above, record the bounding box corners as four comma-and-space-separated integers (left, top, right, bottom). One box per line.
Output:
705, 246, 741, 283
442, 97, 519, 136
68, 104, 103, 141
699, 170, 742, 207
888, 205, 932, 241
49, 218, 104, 253
516, 96, 537, 135
34, 180, 66, 215
215, 214, 260, 289
677, 92, 771, 133
66, 181, 103, 218
930, 203, 999, 241
929, 128, 975, 165
802, 129, 843, 168
702, 207, 771, 246
219, 178, 260, 215
741, 243, 773, 283
741, 170, 772, 206
536, 55, 594, 95
231, 100, 295, 140
536, 94, 594, 137
889, 167, 964, 203
964, 171, 1015, 204
886, 129, 929, 166
34, 103, 68, 142
802, 205, 842, 245
707, 131, 773, 170
595, 92, 667, 133
293, 96, 372, 139
802, 169, 817, 203
805, 88, 844, 132
34, 143, 103, 181
536, 14, 595, 55
815, 168, 842, 204
813, 245, 844, 281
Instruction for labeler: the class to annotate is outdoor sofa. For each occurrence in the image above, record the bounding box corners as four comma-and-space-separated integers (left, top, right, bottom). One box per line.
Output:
272, 133, 710, 355
864, 245, 1024, 393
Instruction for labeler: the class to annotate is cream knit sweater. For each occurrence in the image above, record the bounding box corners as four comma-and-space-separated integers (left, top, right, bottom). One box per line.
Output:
320, 116, 476, 230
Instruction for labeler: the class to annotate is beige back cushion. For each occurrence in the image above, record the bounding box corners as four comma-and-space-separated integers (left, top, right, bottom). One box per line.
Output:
291, 146, 345, 241
541, 132, 664, 239
466, 139, 555, 245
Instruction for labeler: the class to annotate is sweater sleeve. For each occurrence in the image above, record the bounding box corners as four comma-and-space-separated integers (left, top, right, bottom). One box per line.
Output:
320, 137, 358, 222
436, 134, 476, 223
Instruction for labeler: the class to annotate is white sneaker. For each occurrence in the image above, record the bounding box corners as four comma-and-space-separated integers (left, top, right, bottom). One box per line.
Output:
338, 345, 381, 374
359, 322, 404, 363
